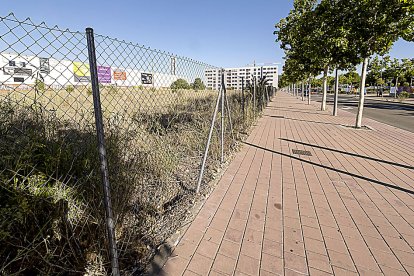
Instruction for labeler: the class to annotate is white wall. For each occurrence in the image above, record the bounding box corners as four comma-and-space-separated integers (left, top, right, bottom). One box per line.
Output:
0, 52, 181, 89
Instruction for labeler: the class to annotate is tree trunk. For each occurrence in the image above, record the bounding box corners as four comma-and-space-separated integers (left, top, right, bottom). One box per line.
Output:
301, 81, 304, 101
394, 76, 399, 99
308, 76, 311, 105
355, 57, 369, 128
333, 68, 339, 116
321, 65, 329, 111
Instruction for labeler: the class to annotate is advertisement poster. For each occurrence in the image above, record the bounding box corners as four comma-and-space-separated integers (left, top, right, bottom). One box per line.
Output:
39, 57, 50, 74
3, 60, 32, 77
73, 61, 91, 82
97, 66, 111, 83
141, 72, 153, 84
113, 69, 126, 80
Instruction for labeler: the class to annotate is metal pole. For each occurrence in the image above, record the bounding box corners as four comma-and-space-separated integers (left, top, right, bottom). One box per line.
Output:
196, 87, 222, 193
308, 77, 311, 105
241, 77, 245, 119
224, 86, 235, 141
253, 76, 256, 118
301, 81, 304, 101
262, 83, 265, 109
221, 70, 225, 163
394, 76, 398, 99
333, 68, 339, 116
86, 28, 120, 276
265, 85, 269, 103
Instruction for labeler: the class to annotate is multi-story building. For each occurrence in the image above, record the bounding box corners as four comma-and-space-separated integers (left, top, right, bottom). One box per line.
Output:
205, 64, 279, 91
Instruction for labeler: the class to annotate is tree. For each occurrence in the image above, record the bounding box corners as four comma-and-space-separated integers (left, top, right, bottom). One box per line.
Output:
344, 71, 360, 92
275, 0, 361, 111
389, 58, 406, 97
401, 58, 414, 87
191, 78, 206, 90
367, 56, 387, 94
341, 0, 414, 127
275, 0, 321, 104
339, 74, 348, 86
275, 0, 414, 123
170, 78, 190, 90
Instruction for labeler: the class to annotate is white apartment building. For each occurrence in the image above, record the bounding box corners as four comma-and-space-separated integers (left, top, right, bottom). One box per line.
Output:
205, 64, 279, 91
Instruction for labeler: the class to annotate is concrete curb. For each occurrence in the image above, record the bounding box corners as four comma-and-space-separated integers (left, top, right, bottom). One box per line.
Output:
365, 97, 414, 107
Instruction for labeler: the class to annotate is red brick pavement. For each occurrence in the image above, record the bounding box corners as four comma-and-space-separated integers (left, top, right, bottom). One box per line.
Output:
160, 91, 414, 275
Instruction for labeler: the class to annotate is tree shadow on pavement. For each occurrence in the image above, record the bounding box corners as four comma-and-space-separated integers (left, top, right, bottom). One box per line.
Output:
265, 115, 344, 127
280, 138, 414, 170
266, 106, 332, 116
243, 142, 414, 195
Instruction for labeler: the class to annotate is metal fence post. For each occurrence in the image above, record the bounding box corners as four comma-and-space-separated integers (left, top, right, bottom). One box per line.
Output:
224, 81, 235, 141
86, 27, 120, 276
253, 76, 256, 118
196, 86, 222, 193
220, 70, 225, 163
241, 77, 245, 120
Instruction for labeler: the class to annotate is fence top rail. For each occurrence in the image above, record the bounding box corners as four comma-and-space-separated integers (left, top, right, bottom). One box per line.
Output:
0, 12, 84, 34
0, 12, 219, 69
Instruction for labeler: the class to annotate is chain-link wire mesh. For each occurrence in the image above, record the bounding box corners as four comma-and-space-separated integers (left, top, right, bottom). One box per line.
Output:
0, 13, 273, 275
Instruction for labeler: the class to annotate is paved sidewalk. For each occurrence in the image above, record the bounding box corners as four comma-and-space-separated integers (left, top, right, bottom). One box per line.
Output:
160, 92, 414, 276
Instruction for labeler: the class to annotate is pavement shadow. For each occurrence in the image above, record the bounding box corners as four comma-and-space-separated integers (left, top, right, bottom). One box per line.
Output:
244, 142, 414, 195
322, 98, 414, 112
280, 138, 414, 170
266, 106, 332, 116
265, 115, 343, 127
145, 242, 173, 276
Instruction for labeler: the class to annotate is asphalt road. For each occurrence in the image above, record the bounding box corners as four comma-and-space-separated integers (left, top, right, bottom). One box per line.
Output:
311, 93, 414, 133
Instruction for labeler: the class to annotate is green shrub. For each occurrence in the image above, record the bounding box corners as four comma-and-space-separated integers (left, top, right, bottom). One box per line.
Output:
191, 78, 206, 91
398, 91, 410, 101
35, 79, 45, 92
170, 79, 190, 90
65, 85, 74, 93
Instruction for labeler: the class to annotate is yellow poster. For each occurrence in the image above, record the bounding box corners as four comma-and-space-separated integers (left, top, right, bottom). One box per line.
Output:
73, 62, 91, 82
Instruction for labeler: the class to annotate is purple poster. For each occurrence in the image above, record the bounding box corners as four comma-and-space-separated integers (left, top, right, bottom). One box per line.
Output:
97, 66, 111, 83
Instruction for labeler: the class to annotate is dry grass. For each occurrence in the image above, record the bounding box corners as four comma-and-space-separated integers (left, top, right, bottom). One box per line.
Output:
0, 84, 264, 275
0, 86, 218, 125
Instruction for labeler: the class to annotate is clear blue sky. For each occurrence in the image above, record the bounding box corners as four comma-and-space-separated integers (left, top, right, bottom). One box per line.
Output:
1, 0, 412, 69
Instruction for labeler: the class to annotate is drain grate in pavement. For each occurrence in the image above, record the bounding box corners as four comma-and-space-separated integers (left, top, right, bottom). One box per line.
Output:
292, 149, 312, 156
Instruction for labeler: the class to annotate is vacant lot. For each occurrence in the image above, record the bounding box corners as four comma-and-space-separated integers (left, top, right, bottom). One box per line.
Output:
0, 84, 256, 274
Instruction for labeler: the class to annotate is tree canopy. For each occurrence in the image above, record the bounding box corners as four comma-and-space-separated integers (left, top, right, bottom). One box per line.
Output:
191, 78, 206, 90
170, 78, 191, 90
275, 0, 414, 127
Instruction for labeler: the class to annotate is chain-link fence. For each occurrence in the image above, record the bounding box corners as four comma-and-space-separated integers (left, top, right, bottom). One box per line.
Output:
0, 13, 275, 275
